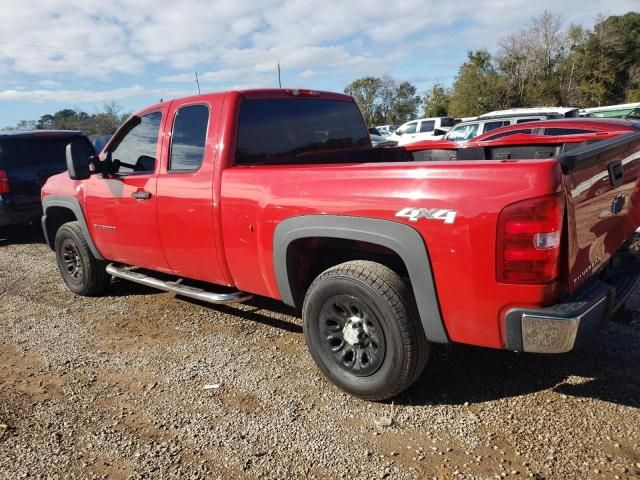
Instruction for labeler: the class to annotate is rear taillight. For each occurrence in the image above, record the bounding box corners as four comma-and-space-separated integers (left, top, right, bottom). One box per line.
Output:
497, 193, 564, 284
0, 169, 9, 194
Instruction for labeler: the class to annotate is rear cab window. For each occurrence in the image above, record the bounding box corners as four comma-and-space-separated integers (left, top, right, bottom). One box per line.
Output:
236, 99, 370, 165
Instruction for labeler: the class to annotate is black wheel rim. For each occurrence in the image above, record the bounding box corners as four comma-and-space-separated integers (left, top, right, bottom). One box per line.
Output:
319, 294, 386, 377
61, 239, 83, 282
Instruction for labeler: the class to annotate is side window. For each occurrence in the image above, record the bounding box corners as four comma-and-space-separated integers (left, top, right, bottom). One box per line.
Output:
169, 104, 209, 172
544, 128, 595, 136
483, 129, 532, 141
110, 111, 162, 174
419, 120, 435, 133
398, 122, 417, 135
483, 121, 508, 133
516, 118, 539, 124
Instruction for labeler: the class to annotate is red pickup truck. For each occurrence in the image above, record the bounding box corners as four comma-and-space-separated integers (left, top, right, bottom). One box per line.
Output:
41, 89, 640, 400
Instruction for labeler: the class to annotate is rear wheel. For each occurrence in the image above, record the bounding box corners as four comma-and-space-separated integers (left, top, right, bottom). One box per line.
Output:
302, 260, 429, 400
55, 221, 109, 296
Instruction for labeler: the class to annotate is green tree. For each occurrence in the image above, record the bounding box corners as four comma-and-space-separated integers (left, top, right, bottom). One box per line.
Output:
344, 76, 384, 125
48, 109, 79, 130
423, 84, 451, 117
36, 114, 55, 130
448, 50, 506, 117
345, 76, 420, 125
572, 12, 640, 106
391, 81, 421, 124
497, 11, 571, 107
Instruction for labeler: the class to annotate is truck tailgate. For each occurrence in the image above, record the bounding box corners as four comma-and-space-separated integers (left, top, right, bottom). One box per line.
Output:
561, 132, 640, 292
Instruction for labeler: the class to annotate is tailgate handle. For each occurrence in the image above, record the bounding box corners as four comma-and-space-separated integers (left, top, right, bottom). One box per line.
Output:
608, 160, 624, 187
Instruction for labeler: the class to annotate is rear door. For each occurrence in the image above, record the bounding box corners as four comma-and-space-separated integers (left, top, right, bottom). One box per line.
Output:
561, 132, 640, 291
155, 96, 229, 285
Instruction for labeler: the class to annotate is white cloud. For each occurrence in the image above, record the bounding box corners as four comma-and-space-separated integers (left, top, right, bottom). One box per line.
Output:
0, 85, 146, 103
0, 0, 636, 107
37, 80, 63, 88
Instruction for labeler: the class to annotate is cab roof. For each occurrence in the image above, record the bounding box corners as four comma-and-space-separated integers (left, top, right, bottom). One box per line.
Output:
138, 88, 355, 113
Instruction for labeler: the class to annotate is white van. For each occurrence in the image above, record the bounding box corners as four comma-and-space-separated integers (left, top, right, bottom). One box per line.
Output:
443, 107, 581, 143
387, 117, 455, 145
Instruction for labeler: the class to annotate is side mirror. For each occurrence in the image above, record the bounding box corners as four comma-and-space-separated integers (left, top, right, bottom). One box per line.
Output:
65, 141, 92, 180
395, 130, 403, 136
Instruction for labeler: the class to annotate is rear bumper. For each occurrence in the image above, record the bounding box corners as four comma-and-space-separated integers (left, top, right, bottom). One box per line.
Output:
0, 195, 40, 227
504, 267, 640, 353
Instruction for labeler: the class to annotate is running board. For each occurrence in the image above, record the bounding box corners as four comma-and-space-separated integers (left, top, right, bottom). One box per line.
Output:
106, 264, 253, 304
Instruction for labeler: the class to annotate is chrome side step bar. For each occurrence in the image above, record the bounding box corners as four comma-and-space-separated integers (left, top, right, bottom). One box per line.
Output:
106, 264, 253, 305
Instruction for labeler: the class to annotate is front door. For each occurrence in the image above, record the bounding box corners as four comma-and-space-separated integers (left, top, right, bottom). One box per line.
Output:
85, 110, 171, 272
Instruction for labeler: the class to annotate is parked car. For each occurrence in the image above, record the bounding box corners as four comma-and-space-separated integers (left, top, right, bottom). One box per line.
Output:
0, 130, 94, 228
387, 117, 455, 145
370, 133, 397, 147
92, 135, 112, 154
404, 118, 640, 158
479, 107, 581, 120
374, 125, 398, 137
440, 108, 603, 143
581, 102, 640, 118
42, 89, 640, 401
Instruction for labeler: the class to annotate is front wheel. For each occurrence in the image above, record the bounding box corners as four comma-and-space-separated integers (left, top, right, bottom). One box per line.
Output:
302, 260, 429, 401
55, 221, 109, 296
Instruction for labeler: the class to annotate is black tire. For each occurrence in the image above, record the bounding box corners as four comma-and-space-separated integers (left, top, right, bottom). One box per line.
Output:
55, 221, 109, 296
302, 260, 429, 401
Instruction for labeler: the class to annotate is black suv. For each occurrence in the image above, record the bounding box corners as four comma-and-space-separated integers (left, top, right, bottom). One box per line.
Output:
0, 131, 95, 227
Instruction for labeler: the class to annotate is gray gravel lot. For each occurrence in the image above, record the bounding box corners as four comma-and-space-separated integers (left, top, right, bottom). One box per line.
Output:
0, 226, 639, 479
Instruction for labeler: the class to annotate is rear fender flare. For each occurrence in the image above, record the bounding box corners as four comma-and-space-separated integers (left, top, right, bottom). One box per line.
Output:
273, 215, 449, 343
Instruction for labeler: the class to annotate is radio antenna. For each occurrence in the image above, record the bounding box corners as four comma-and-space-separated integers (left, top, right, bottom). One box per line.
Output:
277, 61, 282, 88
195, 72, 201, 94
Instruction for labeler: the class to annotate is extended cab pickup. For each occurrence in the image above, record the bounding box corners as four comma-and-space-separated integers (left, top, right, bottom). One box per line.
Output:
41, 89, 640, 400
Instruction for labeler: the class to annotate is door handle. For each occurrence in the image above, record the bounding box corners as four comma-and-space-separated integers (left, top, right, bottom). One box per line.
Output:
132, 191, 151, 200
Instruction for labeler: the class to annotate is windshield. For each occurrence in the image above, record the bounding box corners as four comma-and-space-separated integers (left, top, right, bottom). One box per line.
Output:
626, 106, 640, 120
236, 99, 370, 165
446, 123, 479, 141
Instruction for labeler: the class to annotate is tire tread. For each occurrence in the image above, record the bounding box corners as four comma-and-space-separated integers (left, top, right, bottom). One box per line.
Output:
305, 260, 429, 400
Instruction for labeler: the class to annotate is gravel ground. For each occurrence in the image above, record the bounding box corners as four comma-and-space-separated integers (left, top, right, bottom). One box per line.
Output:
0, 226, 639, 480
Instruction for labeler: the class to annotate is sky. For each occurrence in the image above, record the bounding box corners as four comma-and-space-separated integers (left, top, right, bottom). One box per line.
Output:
0, 0, 637, 128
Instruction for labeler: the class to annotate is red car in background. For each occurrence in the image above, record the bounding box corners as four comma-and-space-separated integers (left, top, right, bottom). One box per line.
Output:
404, 118, 640, 162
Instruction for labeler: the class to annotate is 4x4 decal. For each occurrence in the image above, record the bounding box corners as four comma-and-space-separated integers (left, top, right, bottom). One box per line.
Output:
395, 207, 457, 224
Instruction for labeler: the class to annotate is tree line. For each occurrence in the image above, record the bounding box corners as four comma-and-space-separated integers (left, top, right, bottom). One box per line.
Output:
350, 11, 640, 124
3, 102, 130, 137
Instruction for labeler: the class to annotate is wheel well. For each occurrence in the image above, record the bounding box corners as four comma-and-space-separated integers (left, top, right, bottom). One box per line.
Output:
44, 207, 77, 249
286, 237, 409, 307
